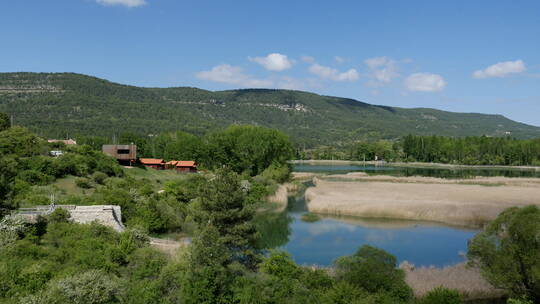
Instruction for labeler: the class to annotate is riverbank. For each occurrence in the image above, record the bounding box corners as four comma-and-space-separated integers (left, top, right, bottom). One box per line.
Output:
291, 159, 540, 171
305, 175, 540, 227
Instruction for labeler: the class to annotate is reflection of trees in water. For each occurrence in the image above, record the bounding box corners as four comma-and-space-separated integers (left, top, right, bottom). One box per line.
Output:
254, 211, 293, 249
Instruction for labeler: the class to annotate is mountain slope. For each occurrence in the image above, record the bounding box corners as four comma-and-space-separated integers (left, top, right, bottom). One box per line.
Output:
1, 72, 539, 146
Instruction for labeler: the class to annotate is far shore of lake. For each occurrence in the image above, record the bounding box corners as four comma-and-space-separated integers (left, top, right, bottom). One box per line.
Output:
291, 159, 540, 171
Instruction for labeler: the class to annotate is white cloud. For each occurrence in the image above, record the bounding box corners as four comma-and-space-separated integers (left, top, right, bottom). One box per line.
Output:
308, 63, 359, 82
196, 64, 273, 88
96, 0, 146, 7
405, 73, 446, 92
249, 53, 293, 71
300, 56, 315, 64
473, 60, 526, 79
334, 56, 346, 64
364, 56, 399, 84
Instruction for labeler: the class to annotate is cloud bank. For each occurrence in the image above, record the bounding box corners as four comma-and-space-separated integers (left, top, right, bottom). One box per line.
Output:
96, 0, 146, 7
473, 60, 526, 79
309, 63, 359, 82
249, 53, 293, 71
196, 64, 272, 88
365, 56, 399, 84
405, 73, 446, 92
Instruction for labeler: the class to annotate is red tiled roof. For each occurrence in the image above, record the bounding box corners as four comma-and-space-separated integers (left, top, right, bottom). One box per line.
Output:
139, 158, 164, 165
176, 161, 197, 167
165, 160, 178, 166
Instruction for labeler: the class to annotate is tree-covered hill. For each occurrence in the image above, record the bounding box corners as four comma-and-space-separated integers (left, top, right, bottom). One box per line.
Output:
1, 72, 539, 147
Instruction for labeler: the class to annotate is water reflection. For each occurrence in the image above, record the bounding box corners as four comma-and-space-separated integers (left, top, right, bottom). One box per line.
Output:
280, 212, 479, 267
294, 164, 540, 178
256, 175, 481, 267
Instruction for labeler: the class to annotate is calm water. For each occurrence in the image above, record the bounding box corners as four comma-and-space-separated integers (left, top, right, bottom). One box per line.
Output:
256, 164, 540, 267
256, 193, 479, 267
293, 163, 540, 178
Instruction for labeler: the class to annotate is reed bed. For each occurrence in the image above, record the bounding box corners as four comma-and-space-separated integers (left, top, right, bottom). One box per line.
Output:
402, 262, 504, 300
306, 176, 540, 227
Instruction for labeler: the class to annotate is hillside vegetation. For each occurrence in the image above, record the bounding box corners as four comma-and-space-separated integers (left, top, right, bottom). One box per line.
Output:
1, 72, 539, 147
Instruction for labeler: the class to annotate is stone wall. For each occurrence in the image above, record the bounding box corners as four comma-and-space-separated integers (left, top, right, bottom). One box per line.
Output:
17, 205, 125, 232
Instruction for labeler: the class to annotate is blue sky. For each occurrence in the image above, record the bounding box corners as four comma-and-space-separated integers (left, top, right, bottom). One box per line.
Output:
1, 0, 539, 125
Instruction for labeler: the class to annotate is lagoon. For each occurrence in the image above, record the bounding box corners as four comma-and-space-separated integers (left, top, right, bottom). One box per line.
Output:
257, 163, 540, 267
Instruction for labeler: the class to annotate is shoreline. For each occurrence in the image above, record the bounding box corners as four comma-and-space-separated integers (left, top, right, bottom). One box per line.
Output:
290, 159, 540, 171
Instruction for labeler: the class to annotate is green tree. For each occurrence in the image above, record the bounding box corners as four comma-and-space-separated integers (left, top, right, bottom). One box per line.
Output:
333, 245, 412, 301
468, 205, 540, 302
191, 169, 260, 269
0, 112, 9, 132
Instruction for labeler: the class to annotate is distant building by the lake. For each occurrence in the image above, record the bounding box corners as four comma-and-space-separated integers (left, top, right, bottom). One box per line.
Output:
48, 139, 77, 145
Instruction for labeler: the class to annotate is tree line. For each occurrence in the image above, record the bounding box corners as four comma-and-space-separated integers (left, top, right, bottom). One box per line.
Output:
402, 135, 540, 166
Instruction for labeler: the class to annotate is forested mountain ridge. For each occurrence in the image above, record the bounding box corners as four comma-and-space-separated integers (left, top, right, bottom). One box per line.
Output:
1, 72, 539, 147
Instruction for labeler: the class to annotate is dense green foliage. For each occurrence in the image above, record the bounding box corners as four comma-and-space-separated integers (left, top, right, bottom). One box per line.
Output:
468, 205, 540, 302
333, 245, 413, 301
0, 112, 9, 132
402, 135, 540, 165
2, 72, 539, 148
418, 287, 463, 304
101, 125, 294, 177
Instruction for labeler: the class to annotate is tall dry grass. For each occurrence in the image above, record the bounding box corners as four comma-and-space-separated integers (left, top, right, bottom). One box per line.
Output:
402, 262, 504, 300
305, 177, 540, 227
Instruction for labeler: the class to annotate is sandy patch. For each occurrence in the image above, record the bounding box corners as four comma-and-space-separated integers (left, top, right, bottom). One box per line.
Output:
305, 176, 540, 227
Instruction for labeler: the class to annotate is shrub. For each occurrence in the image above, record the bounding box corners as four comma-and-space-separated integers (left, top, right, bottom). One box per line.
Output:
75, 177, 92, 189
333, 245, 413, 301
260, 251, 302, 279
27, 270, 122, 304
260, 163, 291, 183
91, 172, 108, 185
419, 287, 463, 304
46, 208, 71, 223
0, 215, 27, 247
17, 170, 54, 185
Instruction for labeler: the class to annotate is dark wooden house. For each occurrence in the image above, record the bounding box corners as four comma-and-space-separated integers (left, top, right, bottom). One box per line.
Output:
102, 144, 137, 165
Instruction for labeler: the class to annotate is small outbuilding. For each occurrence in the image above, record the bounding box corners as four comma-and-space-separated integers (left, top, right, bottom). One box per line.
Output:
139, 158, 165, 170
176, 161, 197, 173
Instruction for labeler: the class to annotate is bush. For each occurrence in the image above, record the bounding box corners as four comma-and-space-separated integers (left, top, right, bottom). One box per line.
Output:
21, 270, 122, 304
419, 287, 463, 304
468, 205, 540, 301
91, 171, 108, 185
75, 177, 92, 189
333, 245, 413, 301
260, 163, 291, 183
46, 208, 71, 223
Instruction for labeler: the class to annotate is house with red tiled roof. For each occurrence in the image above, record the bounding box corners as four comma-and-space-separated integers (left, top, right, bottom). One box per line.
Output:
139, 158, 165, 170
176, 161, 197, 173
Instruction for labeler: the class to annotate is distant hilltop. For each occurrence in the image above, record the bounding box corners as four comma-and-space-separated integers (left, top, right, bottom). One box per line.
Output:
1, 72, 539, 147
